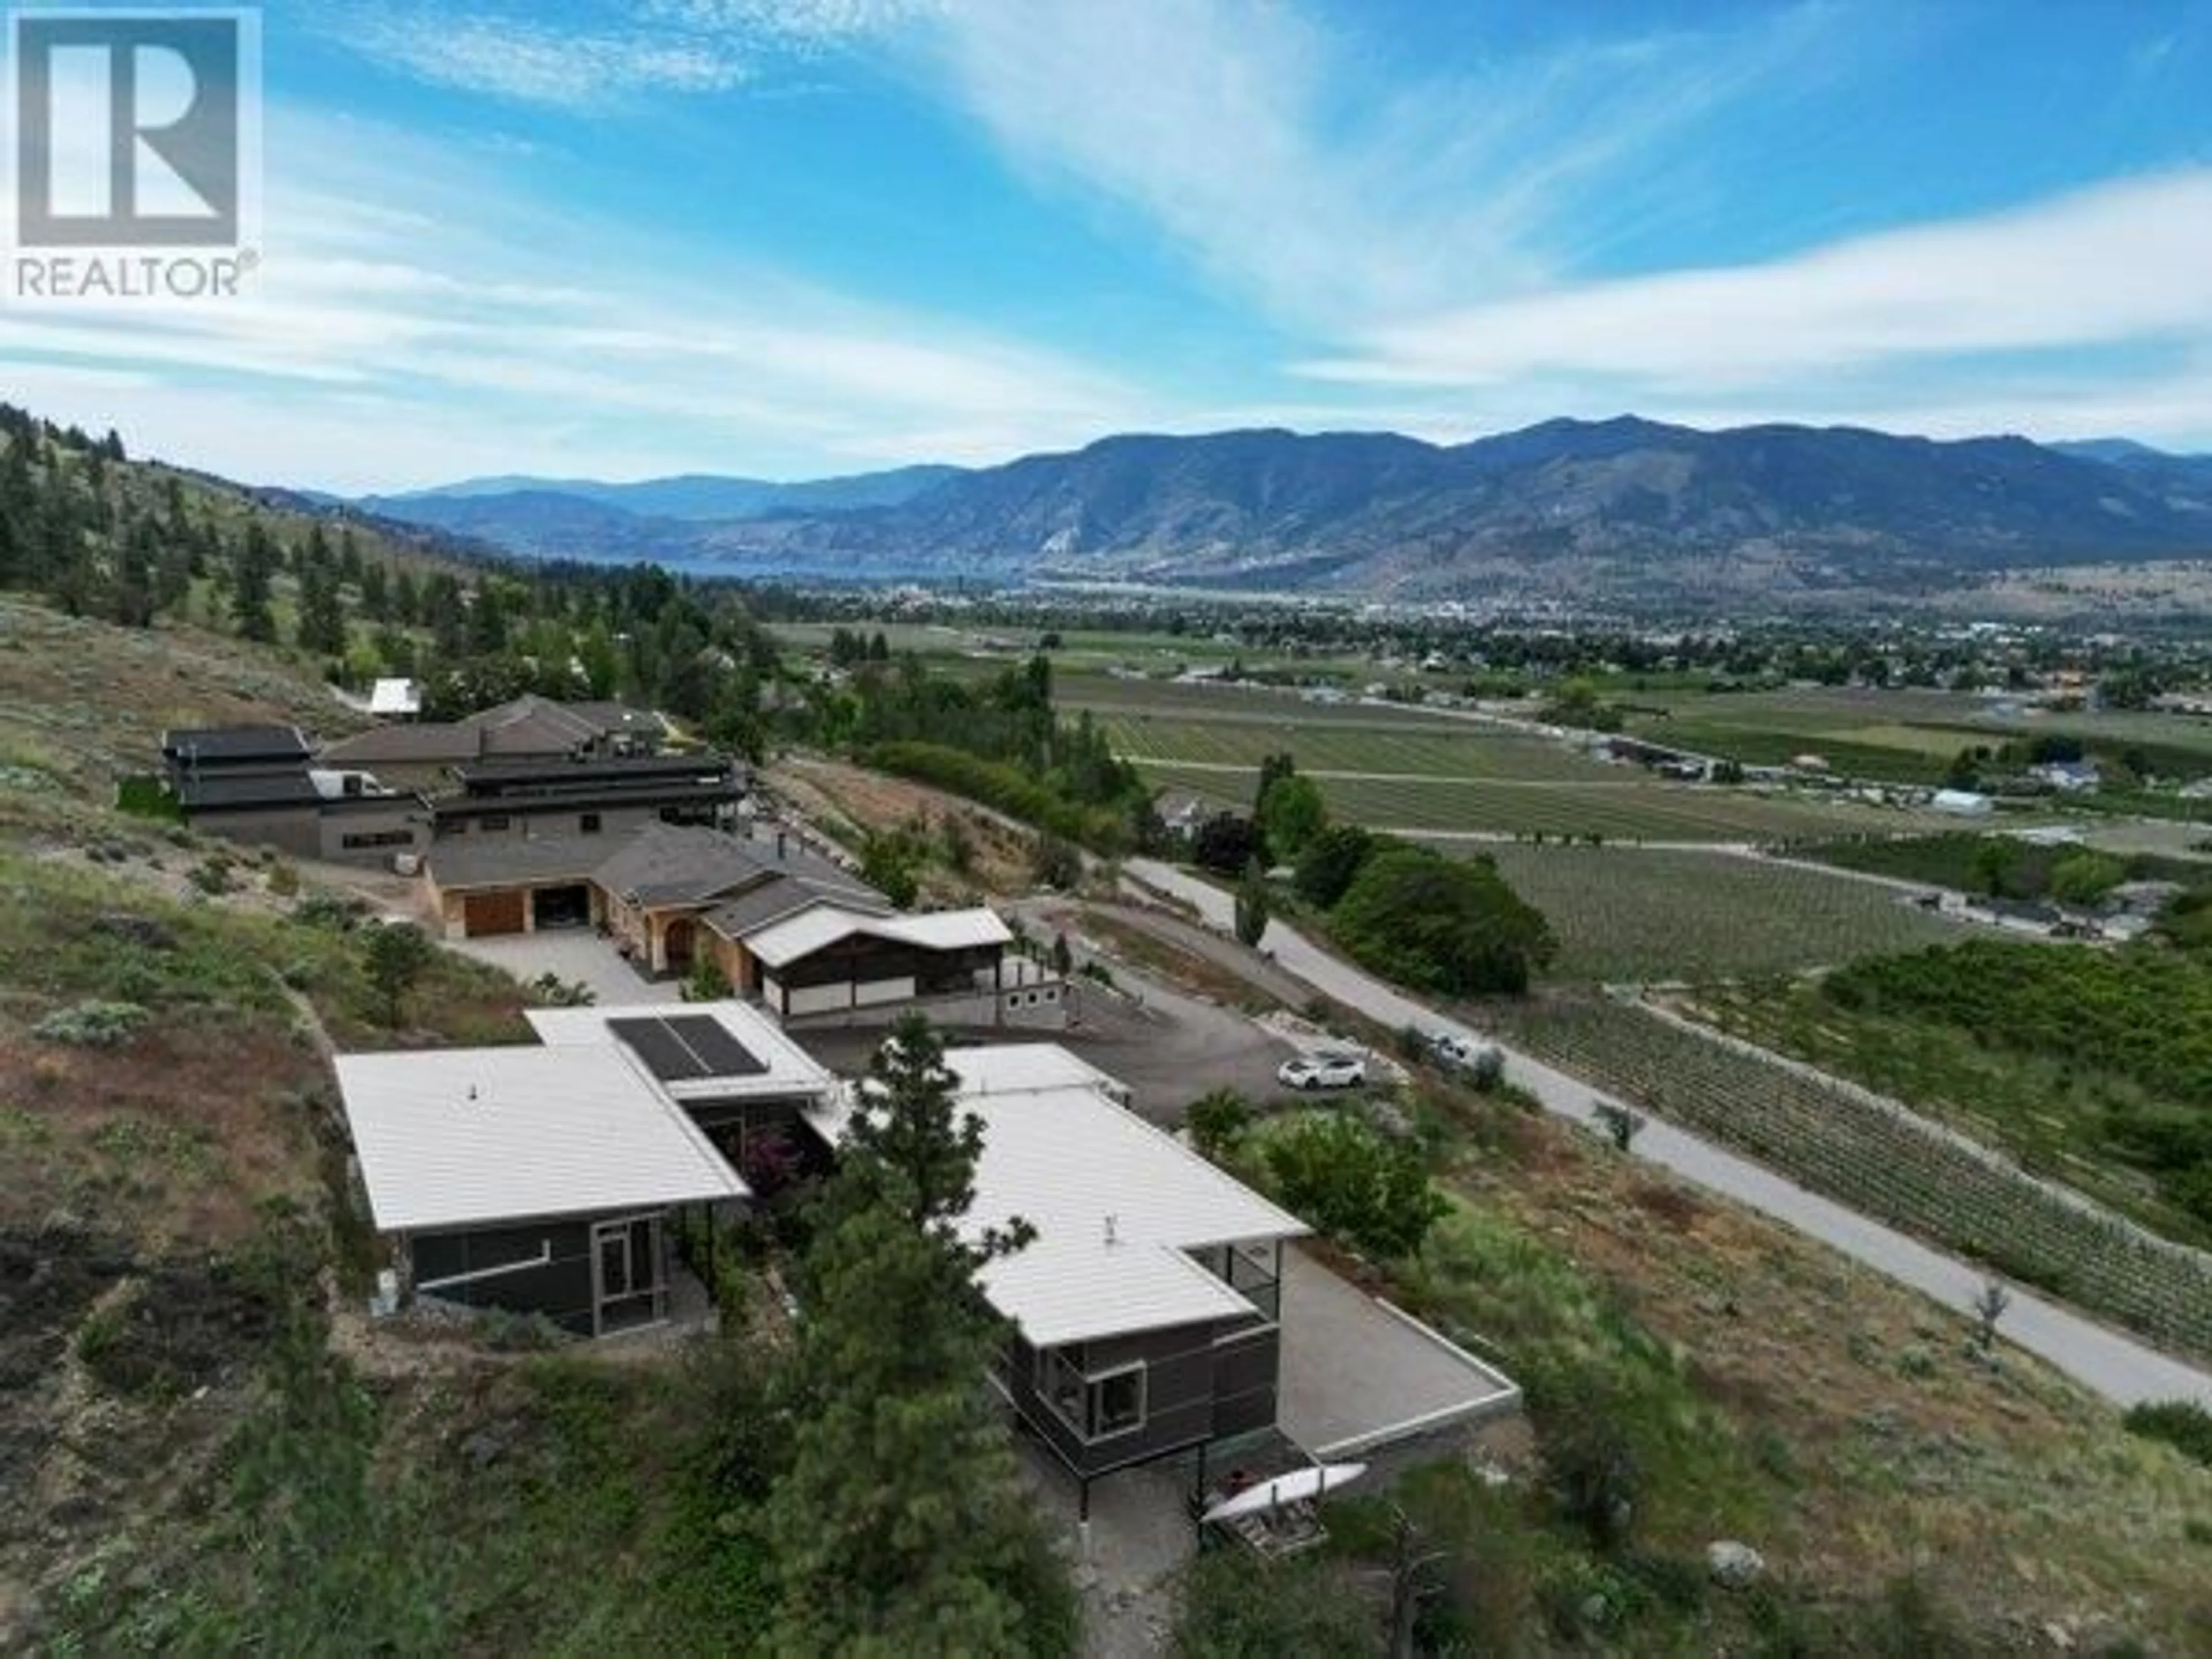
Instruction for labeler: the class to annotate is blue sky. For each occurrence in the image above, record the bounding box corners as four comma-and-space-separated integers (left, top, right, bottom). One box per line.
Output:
5, 0, 2210, 490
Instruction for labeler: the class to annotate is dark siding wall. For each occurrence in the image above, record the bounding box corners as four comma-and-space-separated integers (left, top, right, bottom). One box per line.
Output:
190, 805, 323, 859
1006, 1316, 1281, 1479
411, 1218, 596, 1336
1211, 1322, 1281, 1439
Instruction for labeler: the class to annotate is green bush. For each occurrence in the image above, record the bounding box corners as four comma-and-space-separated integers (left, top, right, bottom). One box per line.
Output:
1293, 824, 1377, 909
1330, 846, 1555, 997
34, 999, 151, 1048
863, 741, 1128, 852
1171, 1550, 1381, 1658
1264, 1113, 1447, 1260
2123, 1399, 2212, 1468
1186, 1089, 1253, 1158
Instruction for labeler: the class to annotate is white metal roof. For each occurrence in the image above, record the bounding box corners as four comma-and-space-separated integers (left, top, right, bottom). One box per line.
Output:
744, 904, 1011, 970
525, 1001, 835, 1105
945, 1043, 1126, 1099
809, 1043, 1306, 1348
333, 1045, 747, 1233
368, 677, 421, 716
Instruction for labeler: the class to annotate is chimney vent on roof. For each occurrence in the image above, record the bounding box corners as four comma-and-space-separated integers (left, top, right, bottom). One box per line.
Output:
1103, 1214, 1118, 1247
466, 1084, 478, 1104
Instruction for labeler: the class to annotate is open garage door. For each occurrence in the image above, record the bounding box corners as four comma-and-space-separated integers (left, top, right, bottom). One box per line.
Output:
532, 884, 592, 930
464, 890, 528, 936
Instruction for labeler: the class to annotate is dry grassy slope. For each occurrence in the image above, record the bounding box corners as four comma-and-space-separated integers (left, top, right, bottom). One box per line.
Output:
0, 597, 374, 838
1434, 1111, 2212, 1647
0, 601, 536, 1646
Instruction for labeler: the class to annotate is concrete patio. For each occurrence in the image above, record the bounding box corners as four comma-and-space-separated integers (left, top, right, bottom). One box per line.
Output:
1277, 1245, 1521, 1458
446, 927, 686, 1006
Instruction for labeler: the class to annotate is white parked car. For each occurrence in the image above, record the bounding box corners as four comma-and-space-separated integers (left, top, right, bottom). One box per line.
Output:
1278, 1052, 1366, 1090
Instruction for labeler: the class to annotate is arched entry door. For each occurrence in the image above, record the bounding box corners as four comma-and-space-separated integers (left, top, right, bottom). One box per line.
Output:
663, 916, 698, 975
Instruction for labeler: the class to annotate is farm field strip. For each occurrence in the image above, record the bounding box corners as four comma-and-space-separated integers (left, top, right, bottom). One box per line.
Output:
1093, 711, 1619, 781
1480, 994, 2212, 1364
1474, 844, 1963, 981
1130, 758, 1938, 841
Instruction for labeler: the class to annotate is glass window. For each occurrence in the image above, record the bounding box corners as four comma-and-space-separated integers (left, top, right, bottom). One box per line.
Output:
1089, 1366, 1145, 1438
1033, 1347, 1146, 1442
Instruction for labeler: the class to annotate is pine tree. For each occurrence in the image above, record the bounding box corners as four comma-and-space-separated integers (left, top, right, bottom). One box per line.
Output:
233, 523, 278, 642
296, 559, 347, 656
763, 1013, 1067, 1656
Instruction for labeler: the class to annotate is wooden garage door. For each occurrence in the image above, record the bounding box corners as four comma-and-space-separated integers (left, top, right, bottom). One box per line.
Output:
464, 890, 527, 936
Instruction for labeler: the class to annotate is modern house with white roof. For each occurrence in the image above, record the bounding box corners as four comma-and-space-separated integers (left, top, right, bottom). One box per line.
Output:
810, 1043, 1308, 1502
334, 1002, 835, 1336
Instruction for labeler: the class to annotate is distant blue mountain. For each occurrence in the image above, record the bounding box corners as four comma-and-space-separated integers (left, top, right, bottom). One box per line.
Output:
359, 419, 2212, 602
366, 463, 963, 526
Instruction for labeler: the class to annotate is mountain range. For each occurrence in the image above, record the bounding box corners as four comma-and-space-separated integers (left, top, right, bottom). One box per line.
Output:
356, 418, 2212, 604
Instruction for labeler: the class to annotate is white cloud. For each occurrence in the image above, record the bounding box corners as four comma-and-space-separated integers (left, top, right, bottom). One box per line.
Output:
926, 0, 1830, 329
0, 106, 1151, 490
332, 0, 934, 109
1300, 171, 2212, 391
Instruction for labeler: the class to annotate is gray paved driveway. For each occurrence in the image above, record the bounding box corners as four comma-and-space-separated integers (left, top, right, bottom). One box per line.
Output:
1127, 858, 2212, 1411
445, 929, 684, 1007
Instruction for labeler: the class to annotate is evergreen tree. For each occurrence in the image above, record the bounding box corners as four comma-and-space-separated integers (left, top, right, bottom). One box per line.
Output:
357, 559, 389, 622
296, 559, 348, 657
233, 523, 278, 642
1234, 858, 1272, 948
764, 1012, 1066, 1656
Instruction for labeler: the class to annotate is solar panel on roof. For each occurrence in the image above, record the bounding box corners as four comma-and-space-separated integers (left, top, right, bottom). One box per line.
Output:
607, 1017, 706, 1082
666, 1014, 766, 1077
607, 1015, 767, 1082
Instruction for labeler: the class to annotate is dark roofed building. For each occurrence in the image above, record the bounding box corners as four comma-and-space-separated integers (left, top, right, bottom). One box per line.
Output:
430, 753, 747, 843
321, 694, 667, 790
158, 724, 426, 867
161, 724, 312, 768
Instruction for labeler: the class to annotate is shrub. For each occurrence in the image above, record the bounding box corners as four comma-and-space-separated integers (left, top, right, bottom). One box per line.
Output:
1293, 824, 1376, 909
2123, 1399, 2212, 1468
1186, 1089, 1253, 1159
1264, 1113, 1447, 1260
266, 861, 300, 899
35, 999, 151, 1048
1191, 812, 1265, 877
186, 855, 235, 895
1536, 1381, 1641, 1553
1031, 833, 1083, 891
1171, 1551, 1381, 1659
683, 957, 733, 1003
292, 891, 364, 931
1331, 847, 1555, 997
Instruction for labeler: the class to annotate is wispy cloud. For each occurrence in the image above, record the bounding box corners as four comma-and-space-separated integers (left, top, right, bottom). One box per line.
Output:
331, 0, 934, 108
0, 106, 1146, 489
1298, 171, 2212, 389
926, 0, 1834, 329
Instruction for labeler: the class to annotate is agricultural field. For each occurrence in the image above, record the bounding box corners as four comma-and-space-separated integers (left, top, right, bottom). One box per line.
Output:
1092, 710, 1615, 781
1478, 992, 2212, 1365
1138, 757, 1946, 842
1619, 683, 2212, 786
1691, 940, 2212, 1251
1469, 845, 1964, 982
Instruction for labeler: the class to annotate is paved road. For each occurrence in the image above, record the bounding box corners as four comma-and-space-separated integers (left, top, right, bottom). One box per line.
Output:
1126, 858, 2212, 1410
